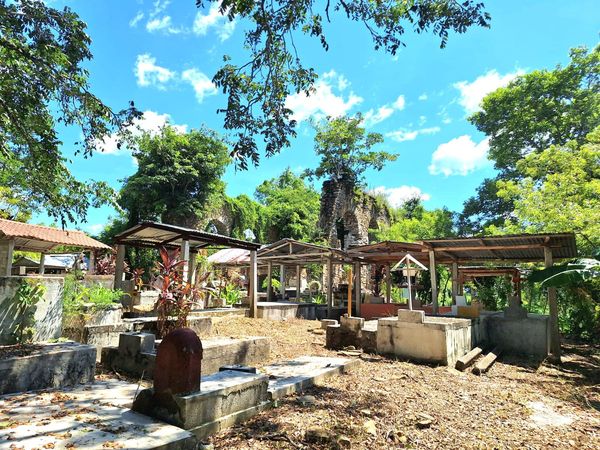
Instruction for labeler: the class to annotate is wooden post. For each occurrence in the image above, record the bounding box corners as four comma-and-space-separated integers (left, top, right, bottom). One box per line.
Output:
544, 247, 561, 360
296, 264, 301, 301
180, 240, 190, 282
407, 259, 413, 311
88, 250, 95, 275
326, 258, 333, 318
354, 262, 361, 317
267, 261, 273, 301
451, 262, 458, 304
114, 244, 125, 290
39, 252, 46, 275
279, 264, 285, 299
429, 250, 438, 315
188, 252, 197, 285
249, 250, 258, 318
347, 265, 353, 316
385, 263, 391, 303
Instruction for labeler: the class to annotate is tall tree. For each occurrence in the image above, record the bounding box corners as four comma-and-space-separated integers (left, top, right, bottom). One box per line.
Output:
0, 0, 138, 226
119, 126, 230, 227
255, 168, 320, 241
304, 115, 397, 186
459, 45, 600, 234
491, 127, 600, 255
198, 0, 490, 168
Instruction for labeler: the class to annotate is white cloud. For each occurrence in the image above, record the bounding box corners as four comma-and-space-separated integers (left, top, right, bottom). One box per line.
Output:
146, 15, 183, 34
181, 68, 218, 103
362, 94, 406, 127
393, 95, 406, 110
134, 53, 176, 89
193, 1, 236, 41
386, 126, 440, 143
96, 110, 188, 155
285, 70, 363, 122
363, 105, 394, 127
129, 11, 144, 27
428, 135, 490, 176
418, 93, 428, 101
454, 69, 524, 114
86, 223, 104, 234
370, 186, 431, 207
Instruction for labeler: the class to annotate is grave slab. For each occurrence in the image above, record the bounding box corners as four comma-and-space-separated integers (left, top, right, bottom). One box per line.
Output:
0, 380, 197, 450
265, 355, 360, 400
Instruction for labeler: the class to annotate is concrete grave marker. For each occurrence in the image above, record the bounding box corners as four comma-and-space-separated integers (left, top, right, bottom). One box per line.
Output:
154, 328, 203, 395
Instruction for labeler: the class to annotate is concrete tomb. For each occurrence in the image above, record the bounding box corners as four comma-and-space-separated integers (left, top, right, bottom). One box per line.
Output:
132, 328, 270, 440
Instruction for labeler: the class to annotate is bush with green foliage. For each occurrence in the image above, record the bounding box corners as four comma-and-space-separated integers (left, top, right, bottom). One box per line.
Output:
62, 274, 124, 316
11, 279, 46, 344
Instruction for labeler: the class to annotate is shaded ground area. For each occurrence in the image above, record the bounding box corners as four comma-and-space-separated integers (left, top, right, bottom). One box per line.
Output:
205, 317, 600, 449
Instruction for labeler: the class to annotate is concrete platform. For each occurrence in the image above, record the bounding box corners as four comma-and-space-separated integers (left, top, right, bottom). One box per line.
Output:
0, 342, 96, 395
0, 380, 197, 449
265, 355, 360, 400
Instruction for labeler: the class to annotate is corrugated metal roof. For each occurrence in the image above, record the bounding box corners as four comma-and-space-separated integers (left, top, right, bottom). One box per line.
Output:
208, 248, 250, 265
0, 219, 112, 252
114, 221, 261, 251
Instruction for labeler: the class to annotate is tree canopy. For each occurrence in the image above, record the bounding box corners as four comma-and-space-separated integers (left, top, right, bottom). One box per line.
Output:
489, 127, 600, 255
201, 0, 490, 169
459, 45, 600, 235
255, 168, 321, 241
0, 0, 138, 226
118, 126, 230, 227
304, 115, 397, 186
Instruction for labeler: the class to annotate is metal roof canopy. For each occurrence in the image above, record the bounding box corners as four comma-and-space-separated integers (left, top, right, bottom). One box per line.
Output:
0, 218, 112, 253
348, 241, 430, 265
257, 238, 356, 265
113, 221, 261, 251
420, 232, 577, 263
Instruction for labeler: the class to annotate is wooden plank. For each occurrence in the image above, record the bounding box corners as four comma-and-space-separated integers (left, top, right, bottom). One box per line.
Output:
455, 347, 482, 371
473, 346, 502, 375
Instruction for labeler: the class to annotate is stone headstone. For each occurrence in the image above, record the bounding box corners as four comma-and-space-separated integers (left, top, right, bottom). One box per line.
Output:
504, 296, 528, 319
118, 332, 155, 357
154, 328, 203, 395
397, 309, 425, 323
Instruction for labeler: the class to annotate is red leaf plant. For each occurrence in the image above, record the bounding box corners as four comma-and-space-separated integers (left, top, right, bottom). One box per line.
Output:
152, 246, 199, 338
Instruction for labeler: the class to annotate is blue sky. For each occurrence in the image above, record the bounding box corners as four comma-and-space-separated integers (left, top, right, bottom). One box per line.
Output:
41, 0, 599, 235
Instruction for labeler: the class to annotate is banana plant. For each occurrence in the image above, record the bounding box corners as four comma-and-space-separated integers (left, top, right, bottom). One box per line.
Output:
528, 258, 600, 288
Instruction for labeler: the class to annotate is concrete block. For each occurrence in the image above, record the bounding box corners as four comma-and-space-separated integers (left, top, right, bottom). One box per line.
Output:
397, 309, 424, 323
340, 314, 365, 332
320, 319, 338, 329
0, 342, 96, 395
118, 332, 156, 356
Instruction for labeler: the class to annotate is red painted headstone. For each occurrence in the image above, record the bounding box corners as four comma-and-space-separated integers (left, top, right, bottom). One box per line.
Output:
154, 328, 203, 395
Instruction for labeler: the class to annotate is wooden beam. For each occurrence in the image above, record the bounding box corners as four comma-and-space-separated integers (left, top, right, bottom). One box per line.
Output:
347, 265, 353, 316
249, 250, 258, 318
423, 244, 561, 252
267, 262, 273, 301
451, 262, 458, 304
385, 263, 391, 303
326, 258, 333, 318
296, 265, 301, 300
39, 251, 46, 275
429, 250, 438, 314
354, 262, 361, 317
180, 239, 190, 282
279, 264, 285, 298
544, 247, 561, 360
114, 244, 125, 290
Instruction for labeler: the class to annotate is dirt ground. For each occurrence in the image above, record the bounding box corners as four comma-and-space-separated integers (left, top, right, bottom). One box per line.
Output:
205, 316, 600, 449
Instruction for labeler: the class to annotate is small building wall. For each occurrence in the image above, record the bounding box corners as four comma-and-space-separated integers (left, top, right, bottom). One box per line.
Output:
0, 276, 64, 344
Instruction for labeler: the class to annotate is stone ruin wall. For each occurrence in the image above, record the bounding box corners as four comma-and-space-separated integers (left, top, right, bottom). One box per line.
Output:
318, 179, 391, 249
